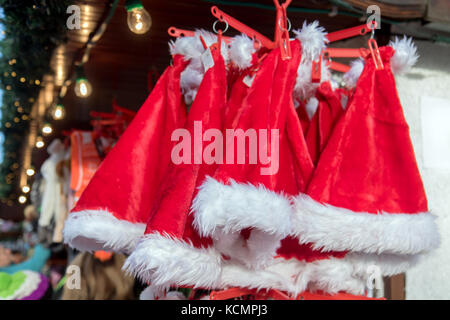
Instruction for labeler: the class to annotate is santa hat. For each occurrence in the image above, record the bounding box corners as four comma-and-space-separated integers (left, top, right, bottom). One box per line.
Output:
124, 40, 228, 291
291, 45, 439, 276
305, 81, 345, 165
63, 51, 190, 254
191, 40, 314, 270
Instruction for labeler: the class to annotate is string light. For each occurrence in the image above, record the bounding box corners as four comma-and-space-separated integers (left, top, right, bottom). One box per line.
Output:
11, 71, 16, 77
42, 123, 53, 135
74, 66, 92, 98
18, 195, 27, 204
35, 136, 45, 149
22, 186, 30, 193
125, 0, 151, 35
26, 168, 35, 176
51, 101, 65, 120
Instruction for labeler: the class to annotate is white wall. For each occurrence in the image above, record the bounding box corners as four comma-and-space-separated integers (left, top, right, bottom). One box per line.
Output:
395, 40, 450, 300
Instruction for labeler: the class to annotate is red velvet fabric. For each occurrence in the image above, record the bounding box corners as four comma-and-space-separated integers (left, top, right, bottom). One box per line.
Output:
305, 82, 344, 165
213, 40, 312, 196
295, 99, 310, 136
308, 46, 428, 214
145, 45, 227, 248
72, 55, 189, 224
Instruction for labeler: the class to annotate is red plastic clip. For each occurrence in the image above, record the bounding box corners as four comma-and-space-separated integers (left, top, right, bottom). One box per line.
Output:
327, 22, 377, 43
211, 6, 273, 49
326, 60, 351, 73
368, 38, 384, 70
275, 1, 292, 60
199, 35, 208, 50
311, 56, 322, 83
168, 27, 195, 38
324, 48, 369, 58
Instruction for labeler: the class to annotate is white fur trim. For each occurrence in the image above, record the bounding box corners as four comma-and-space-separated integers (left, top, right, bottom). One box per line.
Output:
229, 34, 256, 70
292, 194, 440, 255
389, 36, 418, 75
123, 232, 223, 290
343, 58, 364, 89
305, 97, 319, 120
124, 232, 421, 296
191, 177, 293, 268
220, 253, 419, 296
212, 229, 283, 269
63, 210, 146, 254
293, 21, 329, 62
192, 176, 293, 237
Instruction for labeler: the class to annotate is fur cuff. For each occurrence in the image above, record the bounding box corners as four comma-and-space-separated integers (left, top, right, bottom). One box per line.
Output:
292, 194, 440, 255
192, 176, 293, 237
63, 210, 146, 254
123, 232, 222, 290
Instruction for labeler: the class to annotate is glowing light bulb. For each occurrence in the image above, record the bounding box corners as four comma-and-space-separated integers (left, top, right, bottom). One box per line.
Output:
22, 186, 30, 193
42, 123, 52, 135
126, 1, 151, 35
36, 136, 45, 149
26, 168, 35, 176
74, 78, 92, 98
18, 196, 27, 204
52, 104, 65, 120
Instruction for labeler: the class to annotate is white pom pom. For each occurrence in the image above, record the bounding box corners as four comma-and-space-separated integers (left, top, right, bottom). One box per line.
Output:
343, 58, 364, 89
229, 34, 256, 70
292, 21, 330, 101
305, 97, 319, 120
293, 21, 329, 62
169, 35, 204, 59
171, 29, 232, 105
389, 36, 418, 75
169, 29, 230, 63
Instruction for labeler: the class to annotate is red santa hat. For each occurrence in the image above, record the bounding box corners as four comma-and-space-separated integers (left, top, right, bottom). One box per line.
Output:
190, 40, 314, 270
291, 44, 439, 277
124, 40, 228, 290
214, 41, 438, 297
63, 49, 190, 253
63, 31, 241, 254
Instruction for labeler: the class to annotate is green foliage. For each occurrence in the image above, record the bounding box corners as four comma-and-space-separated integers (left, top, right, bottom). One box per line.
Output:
0, 0, 71, 199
